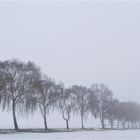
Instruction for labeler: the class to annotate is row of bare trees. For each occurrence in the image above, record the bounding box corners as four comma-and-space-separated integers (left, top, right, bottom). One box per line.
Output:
0, 59, 140, 130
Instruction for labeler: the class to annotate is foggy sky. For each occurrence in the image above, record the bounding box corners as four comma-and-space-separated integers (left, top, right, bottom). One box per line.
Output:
0, 1, 140, 103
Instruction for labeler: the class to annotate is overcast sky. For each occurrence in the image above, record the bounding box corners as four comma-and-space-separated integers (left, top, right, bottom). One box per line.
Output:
0, 1, 140, 104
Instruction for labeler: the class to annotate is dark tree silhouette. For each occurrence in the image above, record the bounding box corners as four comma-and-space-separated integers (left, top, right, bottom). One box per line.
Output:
0, 59, 40, 130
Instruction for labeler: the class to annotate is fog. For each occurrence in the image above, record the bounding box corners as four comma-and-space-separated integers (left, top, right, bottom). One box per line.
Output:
0, 1, 140, 128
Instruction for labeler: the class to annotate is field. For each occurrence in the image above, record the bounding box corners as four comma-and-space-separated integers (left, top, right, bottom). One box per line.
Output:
1, 129, 140, 140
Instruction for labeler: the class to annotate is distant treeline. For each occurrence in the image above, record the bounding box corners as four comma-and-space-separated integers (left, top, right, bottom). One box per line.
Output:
0, 59, 140, 130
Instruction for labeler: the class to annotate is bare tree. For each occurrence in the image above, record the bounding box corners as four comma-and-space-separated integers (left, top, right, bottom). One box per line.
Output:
71, 85, 89, 129
0, 59, 40, 130
107, 99, 119, 129
88, 88, 99, 126
27, 76, 60, 130
91, 84, 113, 129
114, 102, 140, 129
58, 87, 75, 130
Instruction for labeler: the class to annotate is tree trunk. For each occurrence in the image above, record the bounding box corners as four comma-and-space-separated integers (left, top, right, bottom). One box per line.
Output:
43, 116, 48, 130
110, 119, 114, 129
12, 100, 18, 130
135, 122, 137, 128
99, 106, 105, 129
117, 120, 120, 129
99, 113, 105, 129
122, 121, 125, 129
128, 121, 130, 129
101, 119, 105, 129
81, 113, 84, 129
131, 122, 134, 129
61, 109, 70, 130
66, 120, 69, 130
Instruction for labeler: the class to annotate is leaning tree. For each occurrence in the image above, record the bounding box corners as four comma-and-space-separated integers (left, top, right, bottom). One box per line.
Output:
0, 59, 40, 130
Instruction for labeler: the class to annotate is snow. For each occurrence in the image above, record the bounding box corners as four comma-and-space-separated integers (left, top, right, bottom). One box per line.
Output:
1, 130, 140, 140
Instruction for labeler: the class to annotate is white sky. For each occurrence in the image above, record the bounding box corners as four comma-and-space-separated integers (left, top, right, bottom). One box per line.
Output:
0, 0, 140, 129
0, 1, 140, 102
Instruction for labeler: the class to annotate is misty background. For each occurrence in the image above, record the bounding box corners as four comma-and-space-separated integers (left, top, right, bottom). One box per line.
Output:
0, 1, 140, 129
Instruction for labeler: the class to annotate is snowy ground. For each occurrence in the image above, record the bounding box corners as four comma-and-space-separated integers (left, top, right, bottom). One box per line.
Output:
1, 129, 140, 140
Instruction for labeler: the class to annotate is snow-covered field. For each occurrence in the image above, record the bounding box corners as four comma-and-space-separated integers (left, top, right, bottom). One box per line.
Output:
1, 130, 140, 140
